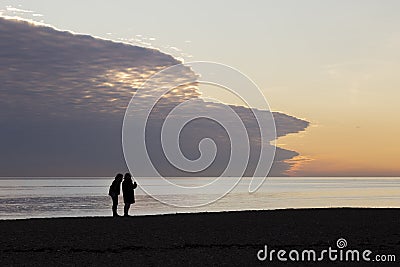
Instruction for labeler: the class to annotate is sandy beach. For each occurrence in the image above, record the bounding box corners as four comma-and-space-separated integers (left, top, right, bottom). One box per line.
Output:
0, 208, 399, 266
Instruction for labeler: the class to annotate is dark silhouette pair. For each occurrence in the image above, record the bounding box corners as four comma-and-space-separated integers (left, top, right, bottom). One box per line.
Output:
109, 173, 137, 217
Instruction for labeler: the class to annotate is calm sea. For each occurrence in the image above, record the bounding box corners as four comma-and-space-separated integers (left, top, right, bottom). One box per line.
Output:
0, 177, 399, 219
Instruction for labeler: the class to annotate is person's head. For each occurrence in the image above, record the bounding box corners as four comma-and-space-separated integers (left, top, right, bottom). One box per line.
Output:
115, 173, 123, 182
124, 173, 132, 180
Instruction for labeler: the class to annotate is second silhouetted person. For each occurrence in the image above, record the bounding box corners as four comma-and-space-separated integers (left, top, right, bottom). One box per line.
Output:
122, 173, 137, 216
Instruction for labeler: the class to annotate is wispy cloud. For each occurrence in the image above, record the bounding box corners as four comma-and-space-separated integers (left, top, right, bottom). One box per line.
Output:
6, 6, 33, 13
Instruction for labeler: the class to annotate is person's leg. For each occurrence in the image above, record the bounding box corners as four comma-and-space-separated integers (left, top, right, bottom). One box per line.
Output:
124, 203, 131, 216
112, 196, 119, 217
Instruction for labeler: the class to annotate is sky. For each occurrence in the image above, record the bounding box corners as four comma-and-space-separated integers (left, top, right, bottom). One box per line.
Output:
1, 0, 400, 176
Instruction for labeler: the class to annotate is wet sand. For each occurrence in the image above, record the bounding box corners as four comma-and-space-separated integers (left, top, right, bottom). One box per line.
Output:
0, 208, 399, 266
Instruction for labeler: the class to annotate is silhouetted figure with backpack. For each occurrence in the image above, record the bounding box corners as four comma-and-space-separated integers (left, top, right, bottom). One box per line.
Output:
122, 173, 137, 217
109, 173, 123, 217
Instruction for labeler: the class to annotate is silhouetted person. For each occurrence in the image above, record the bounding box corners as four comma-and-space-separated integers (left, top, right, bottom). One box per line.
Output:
122, 173, 137, 216
109, 173, 123, 217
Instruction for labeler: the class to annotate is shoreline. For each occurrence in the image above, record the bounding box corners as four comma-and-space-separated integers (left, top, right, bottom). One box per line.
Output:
1, 208, 399, 266
1, 206, 400, 221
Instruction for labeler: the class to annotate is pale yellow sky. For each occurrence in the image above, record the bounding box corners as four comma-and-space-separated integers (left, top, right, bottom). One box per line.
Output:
270, 59, 400, 176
